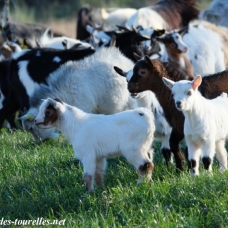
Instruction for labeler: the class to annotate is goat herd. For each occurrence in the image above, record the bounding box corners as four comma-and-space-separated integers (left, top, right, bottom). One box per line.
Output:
1, 0, 228, 191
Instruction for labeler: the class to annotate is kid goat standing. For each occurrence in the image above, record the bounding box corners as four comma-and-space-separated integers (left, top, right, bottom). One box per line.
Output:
163, 76, 228, 175
34, 98, 155, 192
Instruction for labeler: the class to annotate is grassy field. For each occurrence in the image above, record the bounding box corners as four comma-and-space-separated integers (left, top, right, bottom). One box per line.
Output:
0, 129, 228, 227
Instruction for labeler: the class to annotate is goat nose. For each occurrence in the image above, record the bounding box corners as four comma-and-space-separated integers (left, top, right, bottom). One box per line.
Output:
183, 46, 188, 52
176, 101, 182, 108
34, 119, 37, 123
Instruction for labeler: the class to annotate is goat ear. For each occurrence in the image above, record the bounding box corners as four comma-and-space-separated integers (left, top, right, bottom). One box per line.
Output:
155, 36, 166, 43
110, 35, 116, 47
113, 66, 127, 77
144, 55, 153, 66
133, 52, 141, 61
86, 24, 94, 34
134, 34, 150, 42
35, 39, 42, 48
54, 98, 63, 104
71, 43, 82, 49
62, 39, 69, 50
152, 29, 165, 38
162, 77, 175, 90
178, 26, 189, 36
116, 25, 129, 31
47, 98, 61, 110
192, 75, 202, 90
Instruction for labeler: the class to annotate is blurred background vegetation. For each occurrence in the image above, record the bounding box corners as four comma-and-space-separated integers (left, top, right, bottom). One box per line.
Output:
7, 0, 212, 22
0, 0, 212, 38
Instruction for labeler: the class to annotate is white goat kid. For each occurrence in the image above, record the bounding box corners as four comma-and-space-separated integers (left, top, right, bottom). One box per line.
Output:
163, 76, 228, 176
35, 98, 155, 192
132, 91, 172, 163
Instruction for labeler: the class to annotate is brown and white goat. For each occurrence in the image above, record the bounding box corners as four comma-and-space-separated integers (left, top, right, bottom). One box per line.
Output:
35, 98, 155, 192
114, 56, 228, 171
156, 27, 195, 80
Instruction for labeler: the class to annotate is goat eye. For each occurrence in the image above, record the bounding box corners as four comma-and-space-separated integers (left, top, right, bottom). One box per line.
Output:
45, 110, 51, 117
187, 91, 192, 96
140, 70, 145, 74
171, 43, 176, 48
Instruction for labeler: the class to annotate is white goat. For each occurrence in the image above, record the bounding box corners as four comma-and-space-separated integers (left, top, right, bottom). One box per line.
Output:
163, 76, 228, 176
131, 91, 172, 163
35, 98, 155, 192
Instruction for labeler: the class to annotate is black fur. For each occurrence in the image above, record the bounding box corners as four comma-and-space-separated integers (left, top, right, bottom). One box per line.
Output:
202, 157, 212, 170
0, 48, 95, 129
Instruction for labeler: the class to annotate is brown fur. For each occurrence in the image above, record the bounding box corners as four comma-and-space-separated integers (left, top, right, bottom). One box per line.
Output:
152, 0, 199, 30
95, 171, 105, 189
54, 98, 63, 104
42, 104, 58, 126
127, 57, 228, 170
138, 162, 154, 182
83, 173, 93, 192
168, 54, 194, 80
156, 31, 194, 80
0, 46, 12, 59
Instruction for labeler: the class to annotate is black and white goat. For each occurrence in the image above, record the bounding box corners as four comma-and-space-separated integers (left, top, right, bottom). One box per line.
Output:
0, 47, 95, 129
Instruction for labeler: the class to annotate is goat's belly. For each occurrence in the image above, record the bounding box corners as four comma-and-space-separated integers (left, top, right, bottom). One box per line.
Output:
186, 133, 204, 145
103, 151, 121, 158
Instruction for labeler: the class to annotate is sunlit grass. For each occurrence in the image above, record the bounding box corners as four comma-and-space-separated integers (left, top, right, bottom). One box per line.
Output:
0, 130, 227, 227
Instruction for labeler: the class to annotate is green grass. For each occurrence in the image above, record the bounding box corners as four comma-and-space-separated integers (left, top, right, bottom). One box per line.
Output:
0, 129, 228, 227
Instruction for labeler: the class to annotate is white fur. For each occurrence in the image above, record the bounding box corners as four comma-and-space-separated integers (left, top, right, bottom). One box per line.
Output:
133, 91, 172, 151
104, 8, 137, 29
86, 26, 111, 46
3, 41, 22, 53
20, 47, 136, 143
53, 56, 61, 62
163, 77, 228, 176
18, 61, 39, 97
139, 27, 155, 52
40, 34, 92, 49
12, 49, 29, 60
35, 99, 155, 191
171, 32, 188, 53
125, 7, 167, 30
